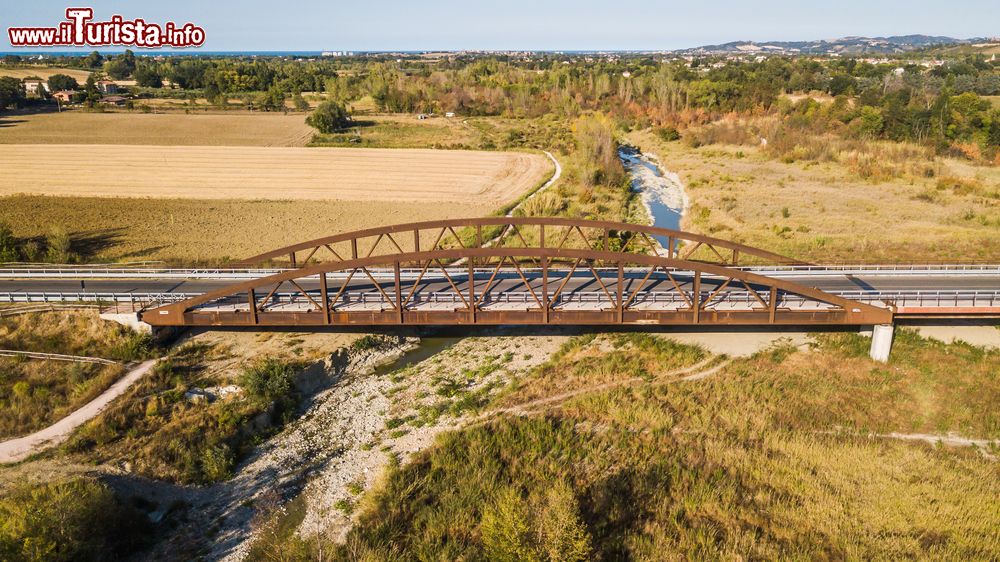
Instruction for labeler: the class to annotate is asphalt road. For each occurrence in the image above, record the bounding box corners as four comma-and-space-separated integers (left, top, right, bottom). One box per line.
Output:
2, 271, 998, 299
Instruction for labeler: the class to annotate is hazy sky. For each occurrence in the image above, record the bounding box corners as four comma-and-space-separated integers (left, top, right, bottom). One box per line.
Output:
4, 0, 999, 51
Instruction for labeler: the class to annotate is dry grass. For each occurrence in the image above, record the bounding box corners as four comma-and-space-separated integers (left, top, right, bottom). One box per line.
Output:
629, 127, 1000, 262
63, 329, 365, 483
311, 114, 481, 149
0, 67, 93, 83
311, 332, 1000, 560
0, 144, 550, 204
0, 311, 152, 439
0, 196, 507, 262
0, 111, 315, 146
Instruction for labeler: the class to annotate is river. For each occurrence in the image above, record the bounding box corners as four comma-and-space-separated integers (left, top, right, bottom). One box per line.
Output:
618, 146, 688, 253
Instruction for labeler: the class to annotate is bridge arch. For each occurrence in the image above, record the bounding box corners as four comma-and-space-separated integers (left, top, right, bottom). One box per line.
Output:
237, 217, 807, 268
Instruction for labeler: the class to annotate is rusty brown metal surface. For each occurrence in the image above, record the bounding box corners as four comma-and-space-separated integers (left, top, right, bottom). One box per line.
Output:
142, 241, 892, 327
236, 217, 808, 267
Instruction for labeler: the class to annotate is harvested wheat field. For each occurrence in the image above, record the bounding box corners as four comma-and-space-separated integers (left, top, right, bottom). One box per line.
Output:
0, 145, 551, 206
0, 67, 93, 83
0, 112, 314, 146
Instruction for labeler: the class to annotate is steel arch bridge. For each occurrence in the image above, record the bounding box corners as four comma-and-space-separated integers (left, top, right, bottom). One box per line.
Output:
140, 217, 894, 327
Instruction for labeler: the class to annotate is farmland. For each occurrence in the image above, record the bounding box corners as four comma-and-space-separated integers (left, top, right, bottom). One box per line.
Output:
0, 66, 92, 83
0, 111, 314, 146
0, 145, 550, 204
0, 196, 518, 262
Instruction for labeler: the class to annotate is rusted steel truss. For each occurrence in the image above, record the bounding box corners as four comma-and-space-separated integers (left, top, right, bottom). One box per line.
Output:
142, 245, 891, 327
238, 217, 807, 268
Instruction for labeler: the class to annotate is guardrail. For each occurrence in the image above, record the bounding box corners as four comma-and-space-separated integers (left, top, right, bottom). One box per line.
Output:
2, 264, 1000, 280
0, 350, 119, 365
0, 292, 198, 304
193, 289, 1000, 310
4, 289, 999, 311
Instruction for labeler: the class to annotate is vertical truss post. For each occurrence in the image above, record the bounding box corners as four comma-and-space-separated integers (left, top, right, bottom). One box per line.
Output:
413, 229, 420, 253
539, 224, 545, 249
468, 259, 476, 323
768, 286, 777, 324
667, 237, 675, 258
351, 238, 358, 260
732, 249, 740, 266
248, 287, 258, 325
692, 271, 701, 324
542, 257, 549, 323
476, 225, 483, 247
617, 262, 624, 323
394, 262, 403, 324
320, 272, 331, 324
289, 252, 297, 267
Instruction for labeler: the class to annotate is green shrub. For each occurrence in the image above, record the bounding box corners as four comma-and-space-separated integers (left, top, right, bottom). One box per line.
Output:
0, 479, 150, 561
240, 358, 297, 407
306, 100, 351, 133
350, 335, 384, 352
655, 126, 681, 142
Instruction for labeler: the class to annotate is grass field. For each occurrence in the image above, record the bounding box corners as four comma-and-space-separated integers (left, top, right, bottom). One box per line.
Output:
0, 311, 150, 439
308, 331, 1000, 560
0, 66, 93, 83
0, 111, 314, 146
0, 196, 522, 262
628, 127, 1000, 262
0, 145, 550, 205
0, 111, 555, 262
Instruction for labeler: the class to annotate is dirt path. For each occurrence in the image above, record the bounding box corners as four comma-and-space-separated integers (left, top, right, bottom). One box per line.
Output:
486, 356, 731, 418
875, 432, 999, 459
468, 150, 562, 258
0, 358, 159, 464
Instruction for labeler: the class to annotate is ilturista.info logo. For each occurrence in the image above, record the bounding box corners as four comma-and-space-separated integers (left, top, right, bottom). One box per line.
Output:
7, 7, 206, 48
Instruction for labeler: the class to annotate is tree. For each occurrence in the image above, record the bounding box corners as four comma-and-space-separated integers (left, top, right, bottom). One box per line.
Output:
305, 100, 351, 133
47, 74, 79, 92
255, 86, 286, 112
134, 65, 162, 88
0, 479, 150, 562
46, 226, 74, 263
852, 106, 884, 140
204, 82, 222, 105
0, 222, 20, 262
0, 77, 24, 111
292, 93, 310, 111
83, 50, 103, 69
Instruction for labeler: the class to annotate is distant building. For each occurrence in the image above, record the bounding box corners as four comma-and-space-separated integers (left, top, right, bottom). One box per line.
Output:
22, 78, 47, 95
100, 95, 127, 106
445, 112, 455, 118
96, 80, 118, 94
52, 90, 76, 103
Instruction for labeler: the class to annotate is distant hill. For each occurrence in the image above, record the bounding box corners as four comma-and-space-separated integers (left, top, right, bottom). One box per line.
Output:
677, 35, 981, 56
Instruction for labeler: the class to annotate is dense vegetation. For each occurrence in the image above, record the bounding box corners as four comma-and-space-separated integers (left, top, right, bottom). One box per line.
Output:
65, 345, 304, 484
0, 478, 150, 561
0, 312, 152, 438
275, 331, 1000, 560
5, 50, 999, 158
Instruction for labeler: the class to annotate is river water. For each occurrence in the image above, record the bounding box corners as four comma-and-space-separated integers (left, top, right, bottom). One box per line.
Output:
618, 146, 688, 253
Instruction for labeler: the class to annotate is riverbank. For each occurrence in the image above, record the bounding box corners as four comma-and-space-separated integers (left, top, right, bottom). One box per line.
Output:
618, 145, 689, 251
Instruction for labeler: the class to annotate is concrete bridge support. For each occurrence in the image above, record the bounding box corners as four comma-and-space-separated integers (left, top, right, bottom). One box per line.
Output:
100, 312, 178, 343
869, 324, 895, 362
